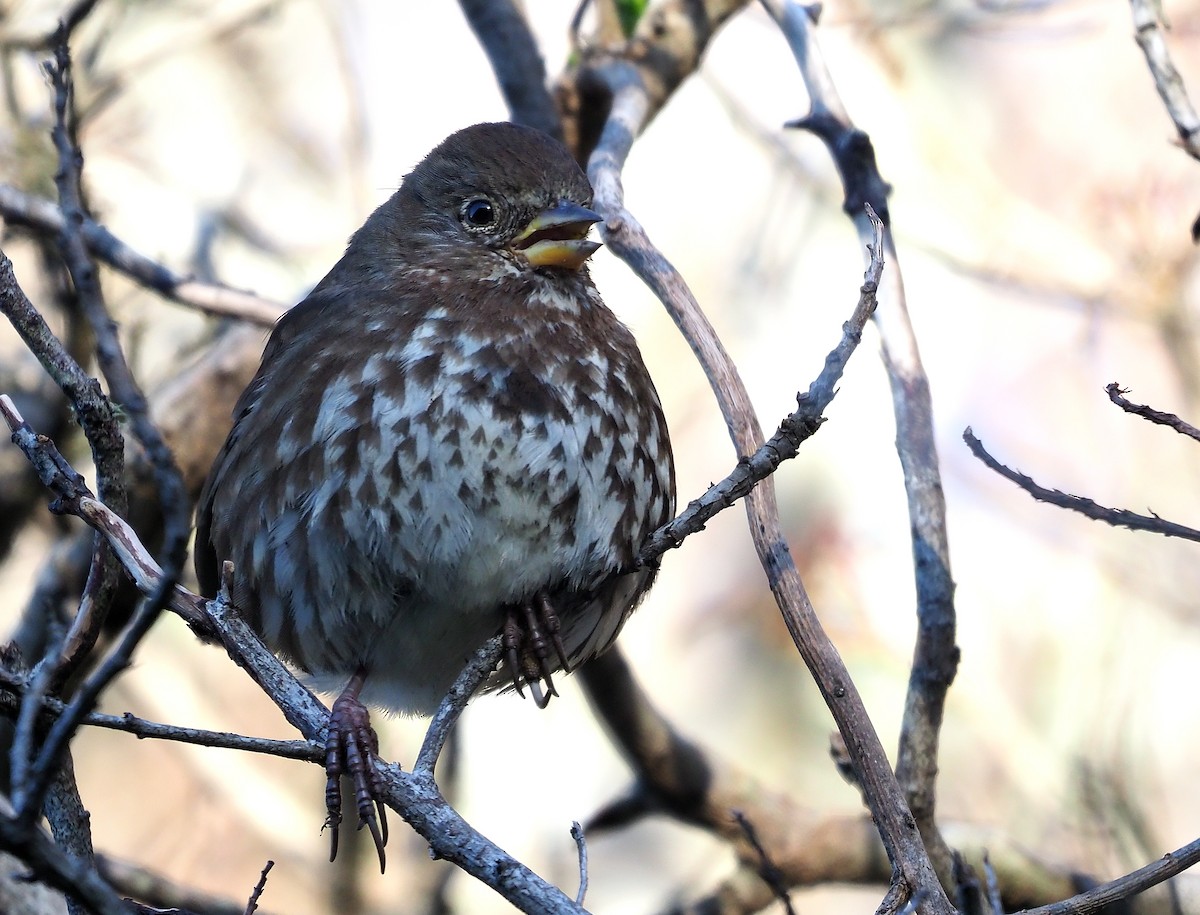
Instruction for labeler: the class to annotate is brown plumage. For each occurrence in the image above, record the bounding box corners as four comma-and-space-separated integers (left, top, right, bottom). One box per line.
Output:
194, 122, 675, 868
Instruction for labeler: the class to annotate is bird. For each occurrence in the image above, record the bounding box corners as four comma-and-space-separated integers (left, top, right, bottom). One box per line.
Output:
193, 121, 676, 870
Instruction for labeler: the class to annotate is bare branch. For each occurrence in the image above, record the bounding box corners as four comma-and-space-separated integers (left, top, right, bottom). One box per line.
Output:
561, 0, 751, 158
458, 0, 562, 140
207, 590, 586, 913
963, 427, 1200, 543
413, 635, 504, 776
39, 18, 187, 698
732, 810, 796, 915
0, 798, 127, 915
591, 688, 1196, 915
584, 53, 951, 915
1020, 835, 1200, 915
0, 250, 126, 829
1129, 0, 1200, 162
638, 203, 884, 564
571, 822, 588, 906
43, 747, 94, 915
762, 0, 961, 884
580, 650, 897, 905
0, 397, 585, 914
1106, 383, 1200, 443
0, 674, 320, 762
0, 184, 284, 325
97, 854, 260, 915
243, 860, 273, 915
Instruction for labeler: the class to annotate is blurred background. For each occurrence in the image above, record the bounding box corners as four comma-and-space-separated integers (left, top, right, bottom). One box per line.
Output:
2, 0, 1200, 912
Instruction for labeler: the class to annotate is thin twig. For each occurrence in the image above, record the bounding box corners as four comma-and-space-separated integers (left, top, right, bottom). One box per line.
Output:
1, 394, 210, 629
243, 860, 273, 915
584, 56, 952, 915
43, 23, 190, 673
10, 59, 184, 802
11, 25, 194, 838
1106, 383, 1200, 443
0, 248, 127, 825
97, 854, 260, 915
581, 650, 915, 908
0, 184, 284, 325
638, 205, 883, 564
732, 810, 796, 915
60, 0, 103, 36
0, 674, 320, 762
414, 636, 505, 776
1128, 0, 1200, 238
1019, 835, 1200, 915
571, 822, 588, 906
0, 255, 124, 466
963, 427, 1200, 543
0, 246, 128, 730
762, 0, 960, 887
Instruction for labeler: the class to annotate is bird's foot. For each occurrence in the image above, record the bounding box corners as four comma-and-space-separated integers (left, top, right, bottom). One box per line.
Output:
324, 680, 388, 872
503, 592, 572, 708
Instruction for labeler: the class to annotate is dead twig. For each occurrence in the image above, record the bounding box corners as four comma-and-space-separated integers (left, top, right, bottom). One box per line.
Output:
762, 0, 961, 889
963, 427, 1200, 543
1106, 383, 1200, 443
0, 184, 284, 325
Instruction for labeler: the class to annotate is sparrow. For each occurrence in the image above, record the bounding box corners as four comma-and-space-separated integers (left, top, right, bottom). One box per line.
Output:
194, 121, 675, 870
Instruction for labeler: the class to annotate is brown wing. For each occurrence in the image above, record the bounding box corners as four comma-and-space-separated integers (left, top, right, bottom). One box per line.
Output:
193, 290, 341, 599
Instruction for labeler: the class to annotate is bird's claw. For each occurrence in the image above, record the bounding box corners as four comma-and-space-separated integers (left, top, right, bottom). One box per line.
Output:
503, 592, 571, 708
324, 689, 389, 872
538, 592, 572, 673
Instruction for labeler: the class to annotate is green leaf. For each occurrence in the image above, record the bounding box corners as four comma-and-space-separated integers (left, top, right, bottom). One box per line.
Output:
616, 0, 649, 37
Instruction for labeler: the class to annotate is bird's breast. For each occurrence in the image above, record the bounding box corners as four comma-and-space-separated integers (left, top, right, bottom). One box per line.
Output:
297, 319, 668, 610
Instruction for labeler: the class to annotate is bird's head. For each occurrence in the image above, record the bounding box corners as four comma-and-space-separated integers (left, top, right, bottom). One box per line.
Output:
376, 122, 603, 277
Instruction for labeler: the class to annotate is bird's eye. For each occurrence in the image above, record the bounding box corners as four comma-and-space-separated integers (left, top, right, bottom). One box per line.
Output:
462, 198, 496, 228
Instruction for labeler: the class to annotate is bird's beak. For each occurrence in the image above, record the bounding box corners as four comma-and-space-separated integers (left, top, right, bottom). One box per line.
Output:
511, 201, 602, 270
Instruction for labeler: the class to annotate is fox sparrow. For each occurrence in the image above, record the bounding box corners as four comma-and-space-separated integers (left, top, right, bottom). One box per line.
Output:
194, 122, 675, 868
